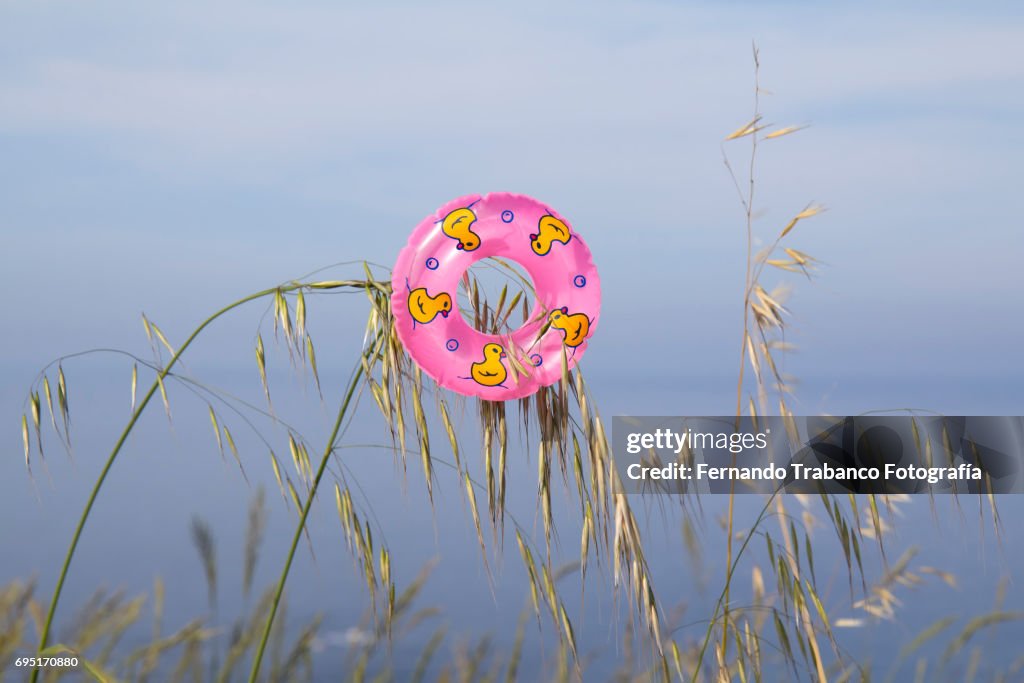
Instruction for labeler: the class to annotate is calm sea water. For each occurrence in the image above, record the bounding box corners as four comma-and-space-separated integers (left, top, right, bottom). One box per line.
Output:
2, 363, 1021, 680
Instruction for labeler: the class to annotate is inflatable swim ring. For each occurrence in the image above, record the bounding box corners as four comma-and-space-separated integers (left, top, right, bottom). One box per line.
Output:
391, 193, 601, 400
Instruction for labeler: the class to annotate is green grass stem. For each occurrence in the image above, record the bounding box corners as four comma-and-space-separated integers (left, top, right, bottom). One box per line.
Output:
247, 347, 370, 683
31, 282, 324, 683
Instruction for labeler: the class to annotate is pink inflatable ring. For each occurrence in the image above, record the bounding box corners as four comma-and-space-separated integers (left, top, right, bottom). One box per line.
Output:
391, 192, 601, 400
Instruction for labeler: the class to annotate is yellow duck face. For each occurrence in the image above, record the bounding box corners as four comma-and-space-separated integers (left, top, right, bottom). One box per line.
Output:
408, 287, 452, 325
470, 342, 507, 386
442, 208, 481, 252
548, 307, 590, 348
530, 215, 571, 256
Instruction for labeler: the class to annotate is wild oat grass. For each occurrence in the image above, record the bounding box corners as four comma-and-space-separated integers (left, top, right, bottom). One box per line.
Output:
12, 50, 1019, 683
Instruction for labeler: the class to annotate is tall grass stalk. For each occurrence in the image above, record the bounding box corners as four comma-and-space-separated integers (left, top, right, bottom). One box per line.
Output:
247, 347, 370, 683
710, 43, 830, 680
691, 488, 777, 683
28, 281, 366, 683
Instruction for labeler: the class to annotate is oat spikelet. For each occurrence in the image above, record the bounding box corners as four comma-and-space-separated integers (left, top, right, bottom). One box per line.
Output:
779, 203, 825, 238
725, 115, 765, 140
306, 334, 322, 396
439, 400, 462, 473
464, 472, 491, 579
57, 364, 70, 439
22, 414, 31, 472
42, 376, 57, 432
764, 125, 807, 140
256, 334, 270, 405
515, 531, 542, 622
156, 373, 171, 421
269, 450, 284, 497
558, 603, 578, 663
274, 289, 293, 344
411, 368, 433, 502
30, 391, 42, 458
539, 441, 553, 556
223, 425, 245, 480
148, 321, 175, 357
498, 405, 508, 531
208, 406, 224, 458
141, 313, 155, 353
130, 363, 138, 415
295, 289, 307, 343
581, 501, 593, 585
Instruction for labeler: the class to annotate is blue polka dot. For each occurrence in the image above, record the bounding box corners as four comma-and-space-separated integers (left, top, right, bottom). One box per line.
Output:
573, 275, 586, 288
530, 353, 543, 367
501, 210, 514, 223
446, 339, 459, 352
426, 257, 439, 270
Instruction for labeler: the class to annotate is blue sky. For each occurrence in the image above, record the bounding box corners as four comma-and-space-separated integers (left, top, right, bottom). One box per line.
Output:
2, 5, 1024, 673
2, 1, 1023, 413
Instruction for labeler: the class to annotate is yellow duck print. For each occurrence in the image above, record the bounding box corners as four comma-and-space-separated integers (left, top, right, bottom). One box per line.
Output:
442, 208, 481, 251
530, 215, 571, 256
407, 286, 452, 325
470, 343, 507, 387
548, 307, 590, 348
